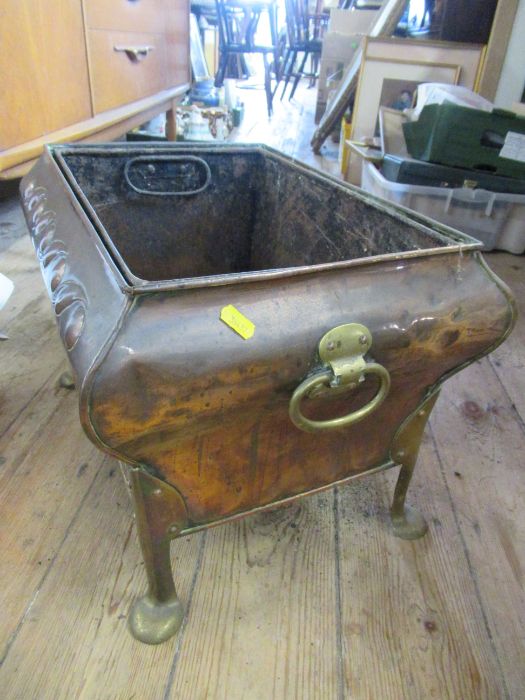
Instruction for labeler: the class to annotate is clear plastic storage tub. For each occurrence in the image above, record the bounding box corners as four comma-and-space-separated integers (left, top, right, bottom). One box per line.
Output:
361, 160, 525, 254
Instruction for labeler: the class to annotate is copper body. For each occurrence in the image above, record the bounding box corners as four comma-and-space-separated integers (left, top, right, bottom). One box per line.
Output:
21, 144, 515, 644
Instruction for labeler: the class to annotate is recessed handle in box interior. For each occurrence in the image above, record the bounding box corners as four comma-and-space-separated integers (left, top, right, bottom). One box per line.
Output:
124, 156, 212, 196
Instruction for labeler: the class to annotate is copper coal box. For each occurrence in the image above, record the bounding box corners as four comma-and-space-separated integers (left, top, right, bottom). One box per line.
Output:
21, 144, 515, 644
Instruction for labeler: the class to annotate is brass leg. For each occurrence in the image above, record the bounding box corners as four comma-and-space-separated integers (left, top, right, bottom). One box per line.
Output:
127, 467, 189, 644
390, 392, 439, 540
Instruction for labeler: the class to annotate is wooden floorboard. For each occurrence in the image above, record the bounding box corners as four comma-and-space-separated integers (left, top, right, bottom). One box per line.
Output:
0, 81, 524, 699
429, 358, 525, 700
488, 253, 525, 423
168, 491, 340, 700
230, 82, 340, 174
0, 375, 103, 660
338, 447, 506, 700
1, 458, 203, 700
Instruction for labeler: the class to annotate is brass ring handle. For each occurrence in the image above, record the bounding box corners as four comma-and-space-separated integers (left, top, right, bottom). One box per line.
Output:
289, 362, 391, 433
114, 45, 155, 62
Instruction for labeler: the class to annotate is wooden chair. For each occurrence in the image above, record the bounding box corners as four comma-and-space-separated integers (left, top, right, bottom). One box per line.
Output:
278, 0, 325, 101
214, 0, 279, 116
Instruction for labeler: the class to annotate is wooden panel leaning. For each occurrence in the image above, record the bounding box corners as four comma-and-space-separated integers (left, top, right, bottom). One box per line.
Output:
20, 143, 516, 644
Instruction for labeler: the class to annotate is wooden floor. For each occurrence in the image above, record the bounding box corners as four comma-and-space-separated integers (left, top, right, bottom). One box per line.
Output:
1, 84, 524, 700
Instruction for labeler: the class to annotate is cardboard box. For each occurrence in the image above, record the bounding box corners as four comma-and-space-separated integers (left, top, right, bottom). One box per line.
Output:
315, 9, 377, 124
328, 8, 377, 34
316, 33, 363, 123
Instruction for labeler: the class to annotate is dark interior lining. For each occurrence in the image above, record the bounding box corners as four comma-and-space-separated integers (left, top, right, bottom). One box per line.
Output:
62, 149, 450, 283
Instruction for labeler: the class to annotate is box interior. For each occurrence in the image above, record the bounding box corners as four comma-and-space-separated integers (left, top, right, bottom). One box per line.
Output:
61, 149, 455, 283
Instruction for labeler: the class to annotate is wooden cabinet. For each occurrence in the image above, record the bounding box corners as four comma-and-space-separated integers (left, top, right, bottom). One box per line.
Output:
84, 0, 169, 33
0, 1, 92, 151
0, 0, 189, 179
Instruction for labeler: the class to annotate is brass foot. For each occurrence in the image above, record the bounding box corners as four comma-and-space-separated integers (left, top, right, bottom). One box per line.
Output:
391, 505, 428, 540
129, 593, 184, 645
389, 392, 439, 542
58, 371, 75, 390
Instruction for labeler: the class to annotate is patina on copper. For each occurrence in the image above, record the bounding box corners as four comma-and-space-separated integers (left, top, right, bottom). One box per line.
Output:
21, 143, 515, 645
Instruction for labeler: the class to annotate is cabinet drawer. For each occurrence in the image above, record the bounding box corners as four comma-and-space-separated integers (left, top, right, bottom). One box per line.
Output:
88, 30, 168, 113
84, 0, 168, 34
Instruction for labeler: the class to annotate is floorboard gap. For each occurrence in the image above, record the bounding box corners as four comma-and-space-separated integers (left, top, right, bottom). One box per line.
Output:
333, 487, 345, 700
487, 355, 525, 434
163, 530, 207, 700
0, 457, 101, 667
428, 424, 510, 700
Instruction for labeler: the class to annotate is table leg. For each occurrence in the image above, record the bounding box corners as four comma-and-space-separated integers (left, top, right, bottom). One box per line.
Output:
166, 100, 178, 141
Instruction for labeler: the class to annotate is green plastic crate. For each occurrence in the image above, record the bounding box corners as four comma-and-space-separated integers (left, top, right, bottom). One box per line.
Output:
403, 104, 525, 179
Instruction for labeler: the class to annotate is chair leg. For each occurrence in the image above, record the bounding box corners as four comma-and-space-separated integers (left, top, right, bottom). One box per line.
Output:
289, 51, 308, 100
390, 392, 439, 540
263, 53, 273, 117
309, 54, 320, 88
239, 55, 250, 79
215, 51, 228, 87
272, 47, 290, 98
281, 49, 297, 100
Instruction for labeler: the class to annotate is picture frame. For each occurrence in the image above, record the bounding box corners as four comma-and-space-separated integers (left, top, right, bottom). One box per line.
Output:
311, 0, 407, 152
311, 31, 485, 153
189, 13, 210, 82
351, 57, 461, 142
477, 0, 519, 99
345, 57, 460, 185
378, 106, 409, 157
363, 37, 485, 91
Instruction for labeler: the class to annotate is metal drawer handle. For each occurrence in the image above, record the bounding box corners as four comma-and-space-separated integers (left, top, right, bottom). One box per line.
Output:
289, 323, 391, 433
124, 156, 212, 196
114, 45, 154, 62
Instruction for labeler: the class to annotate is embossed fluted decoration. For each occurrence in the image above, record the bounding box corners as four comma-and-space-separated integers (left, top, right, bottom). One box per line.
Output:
20, 143, 516, 644
23, 182, 87, 351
